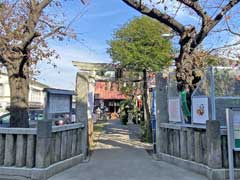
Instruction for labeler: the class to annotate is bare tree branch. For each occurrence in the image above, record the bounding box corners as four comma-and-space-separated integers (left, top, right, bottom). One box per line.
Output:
176, 0, 208, 19
209, 40, 240, 53
20, 0, 53, 50
122, 0, 185, 34
225, 17, 240, 36
193, 0, 240, 48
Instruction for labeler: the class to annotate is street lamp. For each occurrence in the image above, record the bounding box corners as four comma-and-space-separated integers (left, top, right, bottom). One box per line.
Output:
161, 33, 176, 68
161, 33, 174, 39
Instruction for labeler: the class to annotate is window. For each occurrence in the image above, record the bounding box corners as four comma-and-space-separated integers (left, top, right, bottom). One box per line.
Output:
31, 88, 41, 102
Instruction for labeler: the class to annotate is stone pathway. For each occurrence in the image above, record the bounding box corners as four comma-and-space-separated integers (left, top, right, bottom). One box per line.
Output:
49, 120, 207, 180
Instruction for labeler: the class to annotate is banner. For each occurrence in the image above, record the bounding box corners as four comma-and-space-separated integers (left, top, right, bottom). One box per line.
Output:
192, 97, 209, 124
168, 97, 181, 122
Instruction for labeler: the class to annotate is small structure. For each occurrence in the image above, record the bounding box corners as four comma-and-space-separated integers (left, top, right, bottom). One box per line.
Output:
43, 88, 75, 121
94, 81, 126, 114
72, 61, 124, 118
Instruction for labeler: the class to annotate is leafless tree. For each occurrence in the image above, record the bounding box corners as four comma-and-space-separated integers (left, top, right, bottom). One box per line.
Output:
121, 0, 240, 89
0, 0, 76, 127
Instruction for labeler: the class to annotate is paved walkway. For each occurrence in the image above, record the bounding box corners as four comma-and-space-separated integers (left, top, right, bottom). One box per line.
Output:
49, 120, 207, 180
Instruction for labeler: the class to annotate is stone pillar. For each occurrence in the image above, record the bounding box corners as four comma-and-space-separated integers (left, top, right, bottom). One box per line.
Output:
88, 71, 96, 120
76, 72, 89, 158
88, 74, 95, 146
206, 120, 222, 169
155, 73, 169, 154
35, 120, 52, 168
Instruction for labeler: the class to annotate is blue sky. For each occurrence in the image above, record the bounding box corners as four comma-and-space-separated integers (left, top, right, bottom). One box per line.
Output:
36, 0, 140, 90
36, 0, 240, 90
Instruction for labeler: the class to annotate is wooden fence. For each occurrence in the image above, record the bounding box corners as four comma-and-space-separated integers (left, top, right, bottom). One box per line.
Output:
159, 122, 240, 169
0, 122, 84, 168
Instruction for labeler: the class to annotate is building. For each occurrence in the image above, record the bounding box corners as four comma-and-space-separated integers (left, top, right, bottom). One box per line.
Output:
72, 61, 143, 119
29, 80, 49, 109
94, 81, 126, 113
0, 73, 49, 113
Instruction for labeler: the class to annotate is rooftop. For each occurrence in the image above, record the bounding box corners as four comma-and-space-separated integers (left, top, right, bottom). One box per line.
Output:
94, 81, 126, 100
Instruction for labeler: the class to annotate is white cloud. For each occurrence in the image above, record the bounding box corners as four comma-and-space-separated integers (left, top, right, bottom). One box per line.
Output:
35, 43, 111, 90
86, 10, 125, 18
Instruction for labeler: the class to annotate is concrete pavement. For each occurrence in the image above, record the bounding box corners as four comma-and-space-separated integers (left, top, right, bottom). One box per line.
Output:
49, 120, 207, 180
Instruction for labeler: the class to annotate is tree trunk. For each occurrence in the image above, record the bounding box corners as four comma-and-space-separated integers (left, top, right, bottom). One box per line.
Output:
176, 27, 199, 89
143, 69, 152, 142
7, 64, 29, 128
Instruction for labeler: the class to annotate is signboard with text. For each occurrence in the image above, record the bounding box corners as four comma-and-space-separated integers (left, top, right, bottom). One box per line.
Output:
168, 97, 181, 122
48, 94, 71, 114
231, 110, 240, 149
44, 88, 74, 120
226, 108, 240, 180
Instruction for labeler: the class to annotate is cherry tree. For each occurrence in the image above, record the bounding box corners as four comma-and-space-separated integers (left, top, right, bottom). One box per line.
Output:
121, 0, 240, 89
0, 0, 77, 127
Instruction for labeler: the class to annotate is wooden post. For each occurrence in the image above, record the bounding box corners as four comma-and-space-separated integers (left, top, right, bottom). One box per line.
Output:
16, 134, 26, 167
0, 134, 5, 165
60, 131, 67, 160
50, 133, 56, 164
71, 129, 77, 156
187, 129, 194, 161
4, 134, 15, 166
201, 132, 208, 165
26, 135, 35, 168
180, 130, 188, 159
54, 132, 61, 162
67, 130, 73, 158
194, 131, 203, 163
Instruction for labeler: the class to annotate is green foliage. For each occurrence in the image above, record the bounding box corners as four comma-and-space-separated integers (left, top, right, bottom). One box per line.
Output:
107, 16, 172, 71
119, 99, 138, 125
119, 99, 131, 125
140, 122, 152, 143
120, 81, 139, 96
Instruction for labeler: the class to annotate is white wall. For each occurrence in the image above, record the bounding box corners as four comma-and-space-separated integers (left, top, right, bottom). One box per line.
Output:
0, 74, 46, 112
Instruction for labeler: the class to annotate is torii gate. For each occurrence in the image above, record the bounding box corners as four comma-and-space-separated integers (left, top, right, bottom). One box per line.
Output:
72, 61, 115, 117
72, 61, 115, 157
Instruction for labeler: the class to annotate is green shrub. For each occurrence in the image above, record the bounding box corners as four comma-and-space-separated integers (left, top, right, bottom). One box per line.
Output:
121, 114, 128, 125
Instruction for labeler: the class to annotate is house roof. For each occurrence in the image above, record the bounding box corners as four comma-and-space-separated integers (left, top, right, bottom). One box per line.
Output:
44, 88, 75, 95
94, 81, 126, 100
0, 71, 50, 88
31, 80, 49, 88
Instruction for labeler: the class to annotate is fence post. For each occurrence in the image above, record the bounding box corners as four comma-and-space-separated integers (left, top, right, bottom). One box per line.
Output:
76, 72, 89, 158
35, 120, 52, 168
206, 120, 222, 169
155, 73, 169, 154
